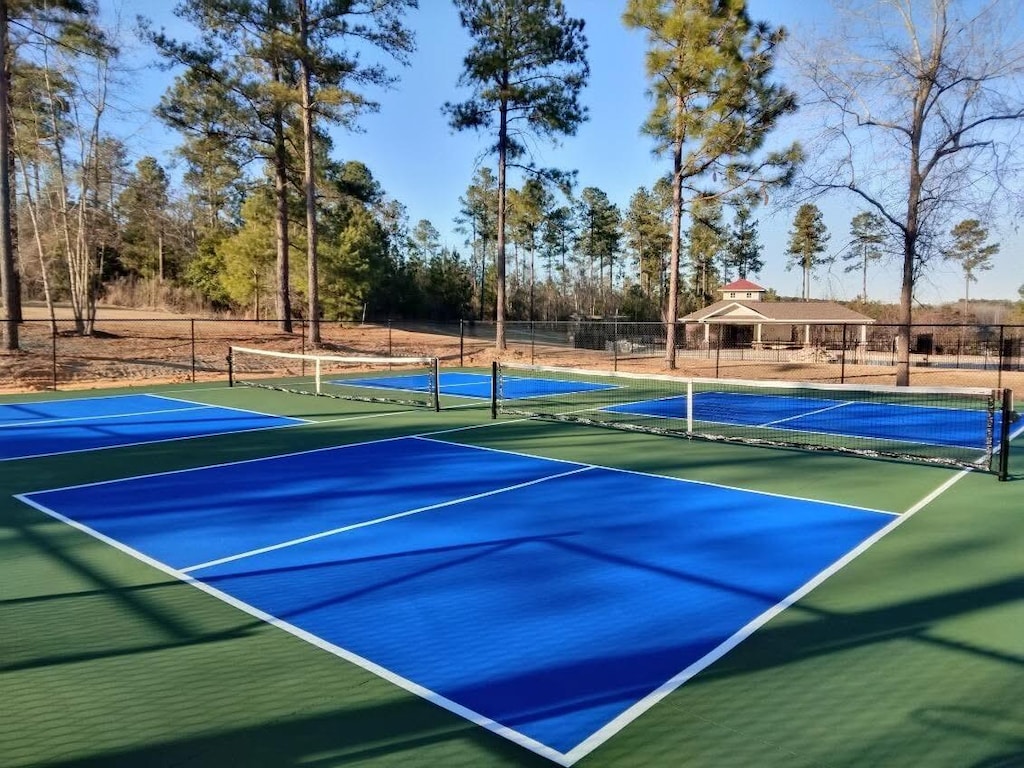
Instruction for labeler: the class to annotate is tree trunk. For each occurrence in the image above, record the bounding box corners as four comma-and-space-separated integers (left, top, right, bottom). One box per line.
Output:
495, 98, 508, 351
0, 4, 17, 349
897, 158, 924, 386
665, 125, 683, 370
862, 248, 868, 301
272, 104, 292, 333
298, 1, 320, 346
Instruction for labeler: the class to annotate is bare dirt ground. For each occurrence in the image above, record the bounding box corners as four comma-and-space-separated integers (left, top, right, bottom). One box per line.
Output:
2, 303, 1020, 395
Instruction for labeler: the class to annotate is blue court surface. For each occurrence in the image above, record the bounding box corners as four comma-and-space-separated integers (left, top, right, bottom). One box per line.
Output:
340, 371, 616, 400
605, 391, 1000, 450
19, 436, 894, 764
0, 394, 304, 461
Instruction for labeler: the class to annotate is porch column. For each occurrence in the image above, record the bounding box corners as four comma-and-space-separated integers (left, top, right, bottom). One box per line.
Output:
804, 324, 811, 347
703, 323, 710, 346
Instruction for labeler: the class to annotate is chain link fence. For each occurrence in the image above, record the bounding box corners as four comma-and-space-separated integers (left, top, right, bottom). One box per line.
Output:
474, 319, 1024, 391
2, 316, 1022, 393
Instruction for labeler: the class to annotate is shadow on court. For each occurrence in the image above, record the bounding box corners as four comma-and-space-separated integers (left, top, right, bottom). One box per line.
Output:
4, 410, 1023, 768
4, 481, 1024, 768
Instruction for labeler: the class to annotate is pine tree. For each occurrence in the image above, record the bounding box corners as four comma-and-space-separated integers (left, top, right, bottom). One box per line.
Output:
575, 187, 621, 315
118, 157, 171, 280
686, 196, 725, 310
786, 203, 831, 300
444, 0, 589, 349
727, 198, 763, 279
943, 219, 998, 316
844, 211, 887, 302
623, 186, 671, 306
623, 0, 800, 368
455, 167, 498, 321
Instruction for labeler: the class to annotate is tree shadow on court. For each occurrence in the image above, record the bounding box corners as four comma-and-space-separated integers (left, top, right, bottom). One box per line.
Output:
40, 699, 554, 768
5, 428, 1023, 768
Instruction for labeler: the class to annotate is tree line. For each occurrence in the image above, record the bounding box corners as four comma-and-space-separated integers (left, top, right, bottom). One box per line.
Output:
0, 0, 1021, 384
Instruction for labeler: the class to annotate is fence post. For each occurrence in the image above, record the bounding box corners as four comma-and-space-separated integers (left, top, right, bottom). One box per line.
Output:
612, 319, 618, 371
840, 324, 848, 384
51, 322, 58, 390
190, 319, 196, 382
388, 318, 393, 357
715, 324, 722, 379
459, 318, 465, 367
997, 325, 1005, 390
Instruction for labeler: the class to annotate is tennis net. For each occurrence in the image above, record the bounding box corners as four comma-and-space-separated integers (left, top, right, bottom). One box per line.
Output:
229, 346, 441, 410
493, 362, 1014, 474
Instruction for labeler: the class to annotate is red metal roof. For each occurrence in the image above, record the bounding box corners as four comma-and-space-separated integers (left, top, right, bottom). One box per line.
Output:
721, 279, 765, 291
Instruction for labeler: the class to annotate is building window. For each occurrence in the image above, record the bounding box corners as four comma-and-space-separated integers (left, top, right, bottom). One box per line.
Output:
746, 292, 751, 298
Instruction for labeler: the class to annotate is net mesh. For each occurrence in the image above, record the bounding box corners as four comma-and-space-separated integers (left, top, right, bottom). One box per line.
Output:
495, 362, 1007, 471
229, 346, 440, 410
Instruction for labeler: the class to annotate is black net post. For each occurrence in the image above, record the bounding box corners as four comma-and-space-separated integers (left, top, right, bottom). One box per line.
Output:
431, 357, 441, 413
998, 388, 1013, 481
227, 347, 234, 386
491, 361, 499, 419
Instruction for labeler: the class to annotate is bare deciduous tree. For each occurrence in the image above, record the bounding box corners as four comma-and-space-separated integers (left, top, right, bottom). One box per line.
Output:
796, 0, 1024, 384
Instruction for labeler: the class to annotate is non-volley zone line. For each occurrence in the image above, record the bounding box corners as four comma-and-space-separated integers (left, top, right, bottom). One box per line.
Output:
20, 435, 895, 764
0, 393, 307, 461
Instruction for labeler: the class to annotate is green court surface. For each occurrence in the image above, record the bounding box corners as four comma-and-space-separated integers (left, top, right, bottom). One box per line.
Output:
2, 375, 1022, 767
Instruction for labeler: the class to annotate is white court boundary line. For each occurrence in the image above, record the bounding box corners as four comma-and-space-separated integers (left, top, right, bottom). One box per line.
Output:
0, 404, 208, 429
563, 417, 1024, 763
14, 415, 1022, 766
1, 393, 311, 463
12, 491, 573, 766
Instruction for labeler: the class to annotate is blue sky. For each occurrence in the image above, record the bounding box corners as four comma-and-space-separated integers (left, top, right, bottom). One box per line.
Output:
112, 0, 1022, 305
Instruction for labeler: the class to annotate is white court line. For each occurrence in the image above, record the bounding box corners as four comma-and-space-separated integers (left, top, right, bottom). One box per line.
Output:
2, 396, 309, 463
16, 417, 1020, 766
0, 404, 209, 429
146, 393, 315, 423
180, 465, 595, 573
12, 490, 572, 766
563, 421, 1024, 765
17, 417, 535, 497
587, 396, 994, 454
0, 391, 172, 408
412, 435, 897, 517
759, 399, 855, 427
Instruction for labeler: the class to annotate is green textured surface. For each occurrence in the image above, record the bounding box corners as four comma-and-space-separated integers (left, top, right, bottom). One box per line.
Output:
2, 378, 1022, 767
